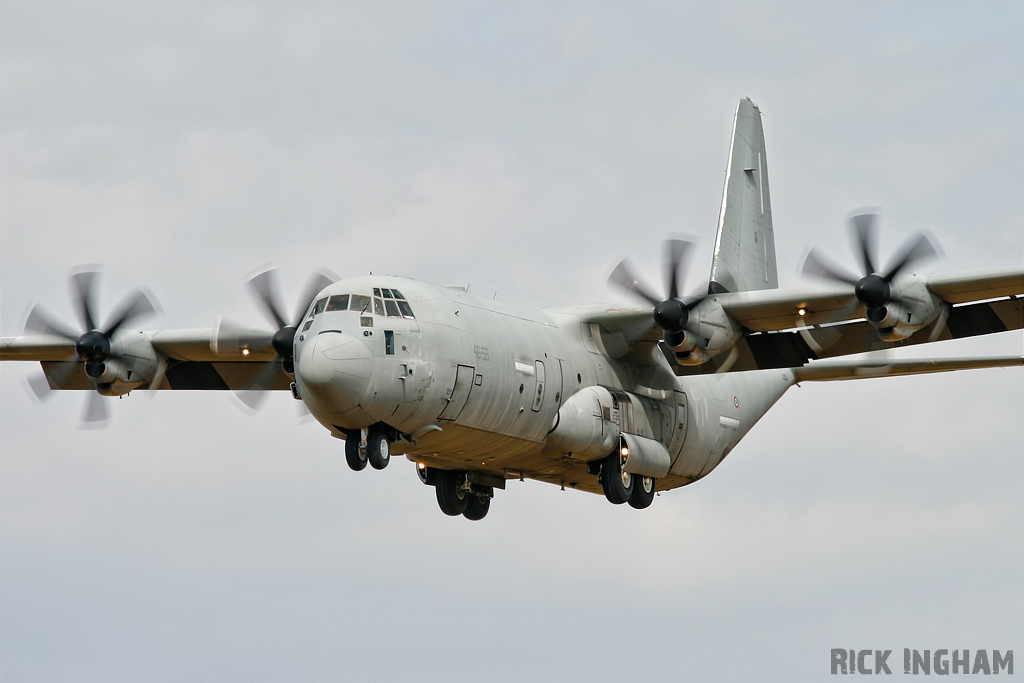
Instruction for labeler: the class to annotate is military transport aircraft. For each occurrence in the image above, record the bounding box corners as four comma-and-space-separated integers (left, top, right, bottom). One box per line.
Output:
2, 99, 1021, 521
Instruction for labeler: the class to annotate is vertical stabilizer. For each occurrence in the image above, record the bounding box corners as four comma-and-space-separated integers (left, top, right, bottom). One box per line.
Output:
708, 99, 778, 294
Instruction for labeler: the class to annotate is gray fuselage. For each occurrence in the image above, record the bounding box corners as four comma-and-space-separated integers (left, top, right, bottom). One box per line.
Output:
292, 275, 794, 494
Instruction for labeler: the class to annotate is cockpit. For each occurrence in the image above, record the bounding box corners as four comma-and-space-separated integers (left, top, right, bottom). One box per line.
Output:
304, 287, 416, 331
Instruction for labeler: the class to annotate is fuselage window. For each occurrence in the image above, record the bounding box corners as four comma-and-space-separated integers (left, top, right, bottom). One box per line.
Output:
350, 295, 371, 313
326, 294, 349, 312
313, 297, 328, 316
397, 300, 415, 319
384, 299, 401, 317
384, 330, 395, 355
373, 298, 385, 316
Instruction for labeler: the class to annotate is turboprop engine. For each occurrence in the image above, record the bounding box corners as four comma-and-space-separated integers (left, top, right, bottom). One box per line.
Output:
77, 329, 162, 395
803, 212, 944, 342
22, 270, 161, 423
863, 275, 944, 341
608, 238, 743, 367
666, 297, 743, 365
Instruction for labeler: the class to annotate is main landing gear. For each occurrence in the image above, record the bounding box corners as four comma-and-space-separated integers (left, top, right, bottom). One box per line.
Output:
598, 451, 656, 510
344, 424, 392, 471
418, 466, 494, 521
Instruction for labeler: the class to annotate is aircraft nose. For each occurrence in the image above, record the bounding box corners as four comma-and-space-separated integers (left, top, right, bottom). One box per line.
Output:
295, 333, 373, 408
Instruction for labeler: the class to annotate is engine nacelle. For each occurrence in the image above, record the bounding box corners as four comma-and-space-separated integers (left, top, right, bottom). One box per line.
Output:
867, 275, 944, 342
90, 330, 162, 396
671, 297, 742, 366
546, 386, 620, 459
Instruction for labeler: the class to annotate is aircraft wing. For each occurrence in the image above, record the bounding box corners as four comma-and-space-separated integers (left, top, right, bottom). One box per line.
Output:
0, 326, 290, 391
924, 266, 1024, 304
713, 282, 865, 330
715, 265, 1024, 331
671, 296, 1024, 376
574, 266, 1022, 374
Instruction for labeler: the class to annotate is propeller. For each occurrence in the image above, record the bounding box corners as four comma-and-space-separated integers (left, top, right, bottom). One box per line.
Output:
23, 270, 158, 426
802, 212, 940, 322
228, 268, 336, 409
608, 238, 708, 348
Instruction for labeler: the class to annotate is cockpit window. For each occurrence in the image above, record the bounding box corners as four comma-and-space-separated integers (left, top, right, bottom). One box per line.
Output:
349, 295, 371, 312
373, 287, 381, 297
324, 290, 413, 318
326, 294, 349, 312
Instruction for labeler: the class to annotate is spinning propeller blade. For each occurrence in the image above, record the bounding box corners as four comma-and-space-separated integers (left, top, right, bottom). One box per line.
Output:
608, 237, 708, 347
21, 270, 159, 427
227, 267, 338, 413
802, 211, 941, 318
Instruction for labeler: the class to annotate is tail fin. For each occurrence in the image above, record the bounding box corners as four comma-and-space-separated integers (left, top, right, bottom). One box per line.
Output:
708, 98, 779, 294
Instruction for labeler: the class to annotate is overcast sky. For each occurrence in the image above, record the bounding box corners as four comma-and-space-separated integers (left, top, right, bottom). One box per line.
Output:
1, 2, 1022, 681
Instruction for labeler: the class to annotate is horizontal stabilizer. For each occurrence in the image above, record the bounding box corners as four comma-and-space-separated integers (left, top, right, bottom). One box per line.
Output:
792, 355, 1023, 382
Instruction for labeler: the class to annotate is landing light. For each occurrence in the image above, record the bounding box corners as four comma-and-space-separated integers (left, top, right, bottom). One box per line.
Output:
620, 446, 629, 457
417, 462, 426, 470
797, 308, 806, 316
242, 348, 251, 356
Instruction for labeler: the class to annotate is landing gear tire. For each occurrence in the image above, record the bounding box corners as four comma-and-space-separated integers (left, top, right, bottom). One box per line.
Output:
435, 470, 468, 516
628, 476, 656, 510
345, 435, 367, 471
601, 451, 634, 505
463, 493, 491, 521
367, 427, 391, 470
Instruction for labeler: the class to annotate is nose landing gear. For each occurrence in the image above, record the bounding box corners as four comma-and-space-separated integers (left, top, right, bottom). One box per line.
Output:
367, 428, 390, 470
344, 424, 393, 471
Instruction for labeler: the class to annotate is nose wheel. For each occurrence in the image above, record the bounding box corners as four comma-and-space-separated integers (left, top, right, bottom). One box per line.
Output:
344, 435, 367, 471
367, 427, 390, 470
344, 425, 393, 471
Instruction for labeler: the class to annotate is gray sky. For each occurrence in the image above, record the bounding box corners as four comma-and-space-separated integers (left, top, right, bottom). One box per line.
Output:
1, 2, 1022, 681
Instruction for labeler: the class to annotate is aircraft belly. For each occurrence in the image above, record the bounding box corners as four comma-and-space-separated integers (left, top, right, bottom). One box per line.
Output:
409, 424, 605, 495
